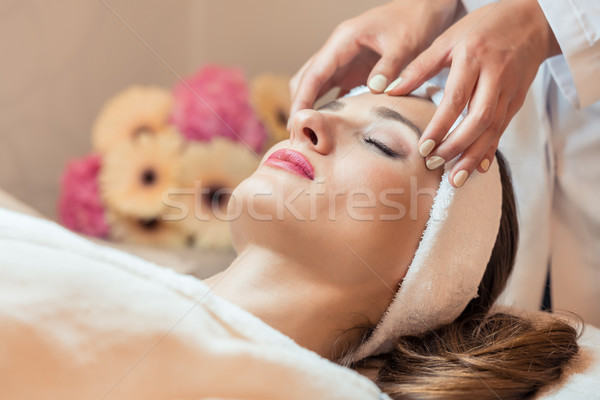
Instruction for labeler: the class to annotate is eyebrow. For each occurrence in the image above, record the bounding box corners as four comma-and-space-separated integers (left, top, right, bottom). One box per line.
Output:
373, 106, 422, 138
316, 99, 345, 112
317, 99, 422, 138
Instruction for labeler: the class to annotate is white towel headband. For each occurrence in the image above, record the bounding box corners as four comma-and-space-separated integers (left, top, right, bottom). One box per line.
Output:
344, 82, 503, 361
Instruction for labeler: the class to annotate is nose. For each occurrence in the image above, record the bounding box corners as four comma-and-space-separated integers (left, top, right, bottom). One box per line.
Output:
289, 109, 333, 155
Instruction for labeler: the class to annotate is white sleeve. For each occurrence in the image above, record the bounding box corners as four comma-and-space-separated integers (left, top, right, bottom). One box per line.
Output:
538, 0, 600, 108
460, 0, 494, 13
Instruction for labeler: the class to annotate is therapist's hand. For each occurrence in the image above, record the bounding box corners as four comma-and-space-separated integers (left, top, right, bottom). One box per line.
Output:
386, 0, 561, 187
288, 0, 459, 125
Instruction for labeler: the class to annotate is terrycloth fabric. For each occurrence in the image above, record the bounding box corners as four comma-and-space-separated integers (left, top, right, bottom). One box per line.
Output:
347, 82, 502, 360
0, 208, 386, 400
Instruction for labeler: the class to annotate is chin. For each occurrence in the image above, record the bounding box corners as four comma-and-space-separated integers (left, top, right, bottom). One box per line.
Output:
227, 172, 279, 252
227, 170, 324, 255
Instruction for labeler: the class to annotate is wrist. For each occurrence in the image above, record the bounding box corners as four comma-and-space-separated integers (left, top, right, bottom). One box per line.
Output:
393, 0, 459, 17
428, 0, 460, 29
429, 0, 460, 15
526, 0, 561, 59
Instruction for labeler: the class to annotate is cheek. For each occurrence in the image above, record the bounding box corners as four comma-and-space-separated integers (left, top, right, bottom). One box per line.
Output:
327, 157, 413, 221
320, 157, 437, 279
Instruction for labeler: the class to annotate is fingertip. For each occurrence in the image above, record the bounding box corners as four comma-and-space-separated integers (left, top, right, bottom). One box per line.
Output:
387, 77, 419, 96
419, 139, 436, 158
368, 74, 388, 93
287, 108, 297, 130
384, 76, 402, 94
478, 141, 499, 173
479, 158, 491, 173
337, 88, 350, 98
425, 156, 446, 171
290, 100, 309, 117
451, 169, 469, 188
287, 105, 303, 131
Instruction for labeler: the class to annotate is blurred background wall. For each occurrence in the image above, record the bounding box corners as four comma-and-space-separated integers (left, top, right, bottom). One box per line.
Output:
0, 0, 386, 218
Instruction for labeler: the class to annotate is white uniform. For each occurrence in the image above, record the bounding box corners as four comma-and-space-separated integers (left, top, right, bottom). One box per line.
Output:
462, 0, 600, 325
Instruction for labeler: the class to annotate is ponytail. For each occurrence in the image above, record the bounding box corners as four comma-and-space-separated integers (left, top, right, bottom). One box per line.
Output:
374, 312, 579, 400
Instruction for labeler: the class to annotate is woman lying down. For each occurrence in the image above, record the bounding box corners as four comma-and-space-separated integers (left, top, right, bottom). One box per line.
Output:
0, 85, 597, 400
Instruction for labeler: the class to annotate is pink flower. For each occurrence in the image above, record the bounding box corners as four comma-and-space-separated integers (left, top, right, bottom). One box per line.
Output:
58, 153, 110, 238
170, 65, 268, 154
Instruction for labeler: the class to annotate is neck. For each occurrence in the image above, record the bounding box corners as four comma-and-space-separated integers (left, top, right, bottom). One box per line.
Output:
203, 245, 390, 360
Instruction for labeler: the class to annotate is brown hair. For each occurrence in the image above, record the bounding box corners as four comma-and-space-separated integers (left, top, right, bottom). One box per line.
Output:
347, 153, 580, 400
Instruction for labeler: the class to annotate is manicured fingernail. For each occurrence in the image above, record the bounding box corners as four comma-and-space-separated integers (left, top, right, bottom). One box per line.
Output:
453, 170, 468, 188
480, 159, 490, 172
426, 156, 445, 170
368, 74, 388, 93
384, 77, 403, 93
419, 139, 436, 157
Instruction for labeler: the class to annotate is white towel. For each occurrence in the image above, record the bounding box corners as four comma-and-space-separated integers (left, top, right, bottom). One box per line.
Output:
0, 207, 387, 400
346, 83, 502, 361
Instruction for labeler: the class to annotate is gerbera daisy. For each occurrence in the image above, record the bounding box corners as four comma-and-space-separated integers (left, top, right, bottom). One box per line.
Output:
106, 209, 193, 248
250, 73, 291, 147
92, 85, 173, 154
100, 131, 184, 218
176, 138, 259, 250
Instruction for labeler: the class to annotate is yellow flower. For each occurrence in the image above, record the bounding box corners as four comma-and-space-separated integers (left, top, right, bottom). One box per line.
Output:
100, 131, 184, 219
174, 138, 260, 250
250, 74, 291, 148
106, 210, 192, 248
92, 86, 173, 154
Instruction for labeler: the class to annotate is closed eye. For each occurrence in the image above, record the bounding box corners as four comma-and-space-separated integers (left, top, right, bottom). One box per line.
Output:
364, 137, 400, 158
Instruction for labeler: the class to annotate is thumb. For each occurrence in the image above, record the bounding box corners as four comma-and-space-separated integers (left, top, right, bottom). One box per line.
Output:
367, 52, 410, 94
384, 41, 450, 96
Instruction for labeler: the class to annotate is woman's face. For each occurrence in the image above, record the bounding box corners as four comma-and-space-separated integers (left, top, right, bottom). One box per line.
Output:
229, 92, 442, 290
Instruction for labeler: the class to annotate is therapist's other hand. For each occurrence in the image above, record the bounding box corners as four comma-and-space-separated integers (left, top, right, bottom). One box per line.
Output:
386, 0, 561, 187
288, 0, 459, 127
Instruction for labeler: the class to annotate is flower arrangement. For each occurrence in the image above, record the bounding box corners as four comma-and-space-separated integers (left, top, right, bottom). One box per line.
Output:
58, 65, 290, 250
58, 154, 109, 238
170, 66, 268, 154
250, 73, 291, 148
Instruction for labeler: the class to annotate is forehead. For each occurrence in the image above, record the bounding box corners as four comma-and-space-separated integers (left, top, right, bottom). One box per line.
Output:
342, 93, 437, 132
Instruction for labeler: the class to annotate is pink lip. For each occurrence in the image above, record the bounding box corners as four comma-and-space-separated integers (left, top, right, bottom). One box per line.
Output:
264, 149, 315, 180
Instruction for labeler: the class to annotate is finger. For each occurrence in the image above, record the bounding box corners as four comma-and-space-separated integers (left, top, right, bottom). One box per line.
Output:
500, 90, 527, 133
424, 70, 500, 163
473, 95, 520, 172
289, 57, 313, 102
418, 52, 479, 160
476, 138, 499, 174
447, 129, 499, 187
469, 89, 523, 169
468, 91, 522, 171
288, 71, 337, 132
337, 88, 350, 98
290, 23, 363, 118
288, 59, 334, 130
289, 62, 332, 118
448, 93, 510, 186
367, 49, 412, 93
384, 38, 450, 95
